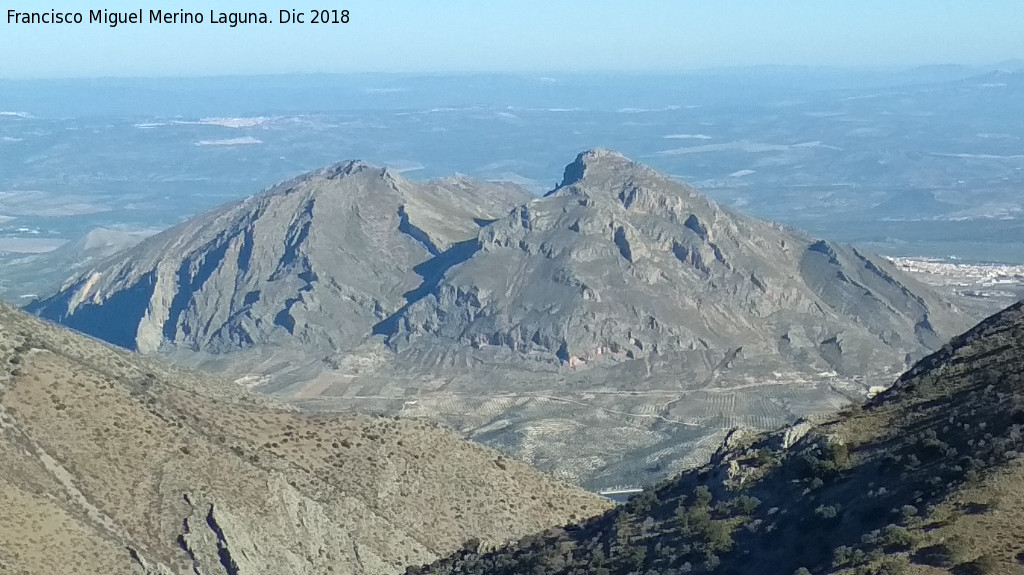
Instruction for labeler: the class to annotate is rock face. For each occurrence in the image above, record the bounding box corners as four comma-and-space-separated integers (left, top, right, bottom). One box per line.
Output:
29, 162, 529, 356
0, 302, 608, 575
28, 151, 974, 487
383, 149, 967, 378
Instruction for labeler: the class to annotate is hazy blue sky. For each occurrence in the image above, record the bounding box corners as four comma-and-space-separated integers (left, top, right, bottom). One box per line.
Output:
2, 1, 1022, 77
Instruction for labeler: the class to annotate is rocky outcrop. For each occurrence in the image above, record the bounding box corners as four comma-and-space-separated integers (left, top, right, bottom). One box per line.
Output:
383, 150, 970, 377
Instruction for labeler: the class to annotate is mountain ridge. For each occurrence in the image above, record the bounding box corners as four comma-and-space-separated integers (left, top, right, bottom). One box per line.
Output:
29, 161, 531, 356
28, 150, 975, 487
381, 149, 966, 375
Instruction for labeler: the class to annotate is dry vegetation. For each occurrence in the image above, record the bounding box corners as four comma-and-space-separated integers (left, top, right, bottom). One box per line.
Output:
0, 302, 609, 575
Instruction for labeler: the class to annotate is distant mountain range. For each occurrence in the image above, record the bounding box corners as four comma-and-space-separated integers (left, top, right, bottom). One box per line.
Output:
28, 151, 974, 487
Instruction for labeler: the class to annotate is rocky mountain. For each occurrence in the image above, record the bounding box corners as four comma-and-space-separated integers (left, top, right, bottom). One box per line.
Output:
408, 300, 1024, 575
0, 302, 608, 575
28, 151, 973, 488
28, 162, 529, 360
383, 149, 966, 376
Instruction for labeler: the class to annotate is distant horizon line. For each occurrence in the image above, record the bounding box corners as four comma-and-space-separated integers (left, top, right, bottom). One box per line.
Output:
2, 60, 1023, 82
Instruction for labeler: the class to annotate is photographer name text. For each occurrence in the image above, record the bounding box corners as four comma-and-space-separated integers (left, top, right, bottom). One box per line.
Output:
7, 8, 350, 27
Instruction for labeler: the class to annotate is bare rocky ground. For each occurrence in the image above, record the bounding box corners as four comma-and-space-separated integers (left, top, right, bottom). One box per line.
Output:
284, 360, 871, 490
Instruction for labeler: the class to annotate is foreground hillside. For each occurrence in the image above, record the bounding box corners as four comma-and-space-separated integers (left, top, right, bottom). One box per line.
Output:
0, 302, 608, 575
30, 151, 972, 487
409, 301, 1024, 575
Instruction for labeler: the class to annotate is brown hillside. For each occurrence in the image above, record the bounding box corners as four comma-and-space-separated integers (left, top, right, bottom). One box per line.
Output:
0, 302, 609, 575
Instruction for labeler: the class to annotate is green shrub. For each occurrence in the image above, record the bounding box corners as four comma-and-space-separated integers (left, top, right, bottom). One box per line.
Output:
879, 524, 916, 550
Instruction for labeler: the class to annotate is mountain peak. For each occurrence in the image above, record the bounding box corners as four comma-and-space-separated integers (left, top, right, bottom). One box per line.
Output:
555, 148, 635, 190
320, 159, 375, 178
385, 151, 969, 383
549, 150, 716, 223
283, 159, 404, 198
29, 161, 529, 355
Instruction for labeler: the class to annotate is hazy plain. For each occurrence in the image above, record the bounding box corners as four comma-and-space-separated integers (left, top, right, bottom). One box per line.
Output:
3, 68, 1024, 301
